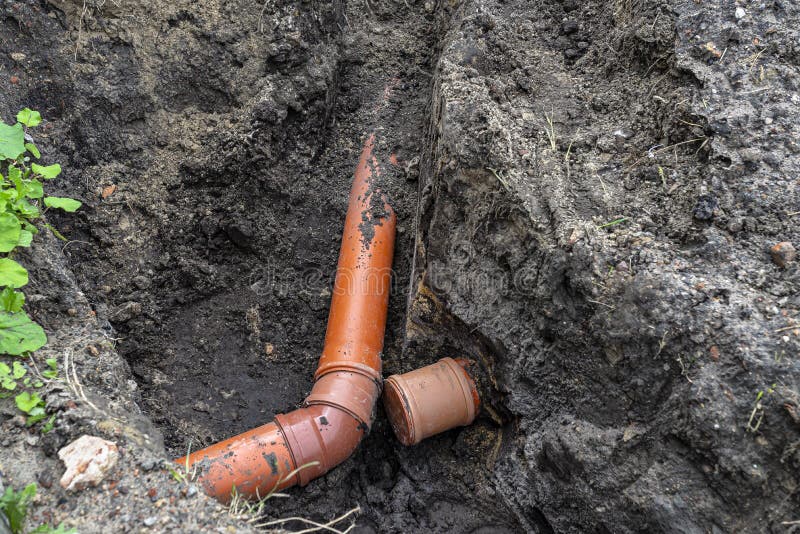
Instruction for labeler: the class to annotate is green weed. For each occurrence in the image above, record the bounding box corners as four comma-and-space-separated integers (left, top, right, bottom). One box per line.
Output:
596, 217, 629, 229
746, 384, 776, 433
14, 391, 47, 426
0, 483, 75, 534
0, 109, 77, 426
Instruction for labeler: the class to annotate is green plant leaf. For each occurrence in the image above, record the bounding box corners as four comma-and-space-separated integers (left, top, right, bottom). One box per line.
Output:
8, 166, 22, 184
25, 142, 40, 159
0, 483, 37, 533
26, 405, 47, 425
0, 362, 16, 390
30, 522, 76, 534
7, 165, 21, 187
43, 358, 57, 379
0, 212, 22, 252
44, 196, 81, 212
0, 311, 46, 355
0, 188, 17, 208
0, 258, 28, 288
13, 198, 39, 219
0, 122, 25, 160
12, 361, 26, 379
31, 163, 61, 179
16, 108, 42, 128
14, 390, 41, 412
40, 414, 56, 434
14, 392, 44, 419
24, 179, 43, 199
0, 287, 25, 312
17, 229, 33, 248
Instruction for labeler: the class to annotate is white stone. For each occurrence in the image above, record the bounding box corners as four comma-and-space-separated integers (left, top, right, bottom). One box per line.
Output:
735, 7, 746, 19
58, 435, 119, 491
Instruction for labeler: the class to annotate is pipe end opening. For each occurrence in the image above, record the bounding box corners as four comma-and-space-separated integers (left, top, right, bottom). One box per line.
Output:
383, 357, 481, 447
383, 376, 417, 446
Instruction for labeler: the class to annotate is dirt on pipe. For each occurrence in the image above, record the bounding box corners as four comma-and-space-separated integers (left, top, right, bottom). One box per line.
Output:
0, 0, 798, 532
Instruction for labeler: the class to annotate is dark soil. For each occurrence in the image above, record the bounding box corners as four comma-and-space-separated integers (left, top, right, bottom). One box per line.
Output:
1, 0, 799, 532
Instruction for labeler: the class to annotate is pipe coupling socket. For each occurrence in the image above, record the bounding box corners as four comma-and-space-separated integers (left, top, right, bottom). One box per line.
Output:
382, 357, 480, 446
274, 409, 327, 486
306, 370, 381, 428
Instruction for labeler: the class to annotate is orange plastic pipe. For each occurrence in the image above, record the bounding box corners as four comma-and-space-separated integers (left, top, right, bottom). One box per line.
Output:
176, 134, 396, 501
383, 358, 480, 446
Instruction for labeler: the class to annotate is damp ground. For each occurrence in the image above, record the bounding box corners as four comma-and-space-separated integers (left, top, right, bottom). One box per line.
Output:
0, 0, 799, 532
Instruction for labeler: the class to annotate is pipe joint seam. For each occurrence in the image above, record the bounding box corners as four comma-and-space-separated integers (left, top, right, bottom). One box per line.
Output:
275, 404, 367, 486
313, 359, 383, 384
274, 409, 326, 486
305, 370, 381, 428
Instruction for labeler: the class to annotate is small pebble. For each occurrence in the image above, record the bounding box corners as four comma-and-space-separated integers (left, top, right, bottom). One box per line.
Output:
613, 128, 635, 140
143, 517, 157, 527
727, 218, 744, 233
37, 471, 54, 489
141, 459, 159, 471
735, 6, 746, 19
10, 52, 26, 62
693, 194, 719, 220
770, 241, 796, 267
561, 20, 579, 35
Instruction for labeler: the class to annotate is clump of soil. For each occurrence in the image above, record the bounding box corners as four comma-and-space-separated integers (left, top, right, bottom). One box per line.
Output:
0, 0, 798, 531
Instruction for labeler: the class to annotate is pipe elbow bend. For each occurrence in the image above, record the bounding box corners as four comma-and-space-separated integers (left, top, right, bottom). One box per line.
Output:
177, 371, 380, 501
276, 371, 380, 486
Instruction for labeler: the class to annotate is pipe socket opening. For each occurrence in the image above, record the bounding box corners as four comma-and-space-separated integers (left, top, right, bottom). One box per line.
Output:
382, 357, 481, 446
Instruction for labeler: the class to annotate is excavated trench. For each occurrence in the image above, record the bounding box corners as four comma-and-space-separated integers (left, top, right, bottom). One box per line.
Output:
30, 0, 527, 530
2, 0, 799, 531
